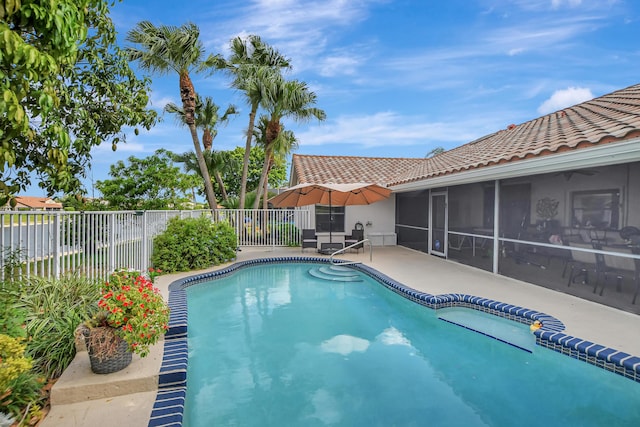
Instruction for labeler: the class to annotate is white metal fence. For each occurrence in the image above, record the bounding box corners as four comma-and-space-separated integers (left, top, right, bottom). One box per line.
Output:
0, 208, 310, 281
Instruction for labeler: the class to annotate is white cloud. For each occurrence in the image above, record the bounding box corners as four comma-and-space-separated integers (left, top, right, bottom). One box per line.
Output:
149, 93, 177, 111
203, 0, 385, 75
537, 86, 594, 114
551, 0, 583, 9
296, 112, 485, 148
318, 55, 361, 77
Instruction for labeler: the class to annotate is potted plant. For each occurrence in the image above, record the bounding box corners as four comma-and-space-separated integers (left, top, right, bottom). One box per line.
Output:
78, 269, 170, 374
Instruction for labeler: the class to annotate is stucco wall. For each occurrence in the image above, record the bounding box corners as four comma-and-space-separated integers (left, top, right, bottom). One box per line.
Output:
302, 194, 397, 244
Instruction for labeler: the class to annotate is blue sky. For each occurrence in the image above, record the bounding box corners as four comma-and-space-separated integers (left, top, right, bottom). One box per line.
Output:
52, 0, 640, 196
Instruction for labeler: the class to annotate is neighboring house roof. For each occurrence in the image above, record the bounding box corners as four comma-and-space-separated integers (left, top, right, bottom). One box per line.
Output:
14, 196, 63, 210
291, 154, 425, 185
289, 83, 640, 189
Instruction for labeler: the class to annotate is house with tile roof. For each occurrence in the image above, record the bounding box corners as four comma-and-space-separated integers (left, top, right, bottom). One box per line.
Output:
285, 83, 640, 313
4, 196, 63, 211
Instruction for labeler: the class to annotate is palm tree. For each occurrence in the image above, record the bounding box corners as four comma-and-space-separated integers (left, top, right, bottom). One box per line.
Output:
426, 147, 446, 158
171, 150, 238, 202
165, 96, 238, 151
165, 95, 238, 150
252, 76, 326, 208
125, 21, 220, 210
253, 115, 299, 208
208, 150, 239, 202
165, 96, 238, 202
216, 35, 290, 209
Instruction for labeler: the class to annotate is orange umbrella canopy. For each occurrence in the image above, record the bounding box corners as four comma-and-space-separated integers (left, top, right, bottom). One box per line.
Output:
269, 182, 391, 208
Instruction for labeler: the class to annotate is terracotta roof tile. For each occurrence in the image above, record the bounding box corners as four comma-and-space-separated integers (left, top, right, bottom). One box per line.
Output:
292, 155, 424, 186
390, 83, 640, 185
14, 196, 62, 209
290, 83, 640, 187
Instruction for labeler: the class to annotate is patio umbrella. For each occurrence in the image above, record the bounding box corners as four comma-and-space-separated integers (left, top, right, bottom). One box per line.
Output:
269, 182, 391, 242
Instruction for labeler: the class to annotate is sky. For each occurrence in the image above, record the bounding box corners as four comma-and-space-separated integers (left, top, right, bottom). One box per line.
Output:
38, 0, 640, 197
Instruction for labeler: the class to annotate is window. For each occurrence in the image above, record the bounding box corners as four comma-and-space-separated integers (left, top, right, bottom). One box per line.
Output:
571, 189, 620, 229
315, 205, 345, 232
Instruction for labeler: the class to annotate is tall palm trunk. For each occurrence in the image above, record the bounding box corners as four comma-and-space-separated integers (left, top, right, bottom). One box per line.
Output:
253, 119, 280, 209
262, 156, 273, 209
202, 129, 228, 201
180, 72, 217, 211
202, 128, 213, 151
214, 170, 228, 201
239, 102, 258, 209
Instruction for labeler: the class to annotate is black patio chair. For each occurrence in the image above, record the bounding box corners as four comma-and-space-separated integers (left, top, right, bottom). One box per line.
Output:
344, 229, 364, 253
566, 242, 595, 287
301, 229, 318, 252
592, 241, 623, 295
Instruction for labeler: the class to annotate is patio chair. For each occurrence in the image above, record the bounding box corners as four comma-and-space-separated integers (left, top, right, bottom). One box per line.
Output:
566, 242, 595, 287
301, 229, 318, 252
344, 229, 364, 253
592, 241, 623, 296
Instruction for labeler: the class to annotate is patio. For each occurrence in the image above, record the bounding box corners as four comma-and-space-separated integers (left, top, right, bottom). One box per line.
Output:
42, 245, 640, 427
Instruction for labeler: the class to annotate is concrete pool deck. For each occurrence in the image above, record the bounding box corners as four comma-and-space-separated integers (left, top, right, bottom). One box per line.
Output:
41, 245, 640, 426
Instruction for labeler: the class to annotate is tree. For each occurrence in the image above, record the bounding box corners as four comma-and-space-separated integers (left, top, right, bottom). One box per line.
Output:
222, 145, 264, 200
164, 95, 238, 201
95, 149, 196, 210
164, 95, 238, 152
426, 147, 446, 157
0, 0, 157, 204
164, 96, 238, 200
126, 21, 219, 211
171, 150, 239, 202
216, 35, 290, 209
253, 76, 325, 208
253, 115, 298, 208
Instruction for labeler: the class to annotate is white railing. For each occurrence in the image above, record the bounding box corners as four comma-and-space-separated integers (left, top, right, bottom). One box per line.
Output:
0, 208, 310, 281
329, 239, 372, 265
213, 208, 311, 247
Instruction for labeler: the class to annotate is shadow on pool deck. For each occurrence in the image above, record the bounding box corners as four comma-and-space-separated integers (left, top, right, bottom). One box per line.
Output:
41, 245, 640, 427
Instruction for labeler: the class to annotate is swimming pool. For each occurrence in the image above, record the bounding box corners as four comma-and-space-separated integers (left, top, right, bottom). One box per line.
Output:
169, 261, 640, 426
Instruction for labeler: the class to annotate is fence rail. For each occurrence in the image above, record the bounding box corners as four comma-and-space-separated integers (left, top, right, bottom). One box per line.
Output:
0, 208, 310, 281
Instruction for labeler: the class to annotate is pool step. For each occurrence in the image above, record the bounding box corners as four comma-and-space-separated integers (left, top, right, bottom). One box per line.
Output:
308, 265, 363, 282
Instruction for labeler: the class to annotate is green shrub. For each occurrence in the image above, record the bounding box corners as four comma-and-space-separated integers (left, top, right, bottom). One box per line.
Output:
0, 334, 43, 422
0, 335, 32, 392
15, 275, 102, 378
0, 286, 26, 339
0, 368, 44, 424
151, 216, 237, 273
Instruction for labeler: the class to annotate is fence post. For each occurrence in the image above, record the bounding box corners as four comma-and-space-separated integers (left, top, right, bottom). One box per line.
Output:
53, 213, 61, 279
108, 214, 116, 275
142, 211, 149, 273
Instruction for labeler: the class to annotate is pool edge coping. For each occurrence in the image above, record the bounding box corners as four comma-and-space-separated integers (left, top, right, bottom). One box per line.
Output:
147, 256, 640, 427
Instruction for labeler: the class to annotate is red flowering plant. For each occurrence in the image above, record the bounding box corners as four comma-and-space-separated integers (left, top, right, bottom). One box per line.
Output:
90, 269, 170, 358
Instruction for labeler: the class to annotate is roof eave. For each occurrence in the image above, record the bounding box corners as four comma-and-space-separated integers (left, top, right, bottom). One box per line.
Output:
390, 138, 640, 192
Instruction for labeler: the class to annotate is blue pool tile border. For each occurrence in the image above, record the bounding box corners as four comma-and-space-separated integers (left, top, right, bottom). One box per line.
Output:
148, 256, 640, 426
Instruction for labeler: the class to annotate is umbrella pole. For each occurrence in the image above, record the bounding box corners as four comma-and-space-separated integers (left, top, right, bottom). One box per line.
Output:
329, 191, 332, 243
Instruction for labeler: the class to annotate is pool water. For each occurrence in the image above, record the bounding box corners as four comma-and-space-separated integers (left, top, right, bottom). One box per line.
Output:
437, 307, 536, 352
184, 263, 640, 426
